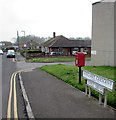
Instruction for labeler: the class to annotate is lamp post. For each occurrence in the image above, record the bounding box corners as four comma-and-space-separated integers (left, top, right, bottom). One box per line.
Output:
21, 30, 25, 40
21, 30, 26, 49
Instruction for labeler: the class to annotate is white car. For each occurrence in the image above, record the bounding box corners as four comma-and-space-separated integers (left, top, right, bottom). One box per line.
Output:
7, 50, 15, 58
0, 50, 3, 55
50, 51, 63, 55
72, 51, 78, 55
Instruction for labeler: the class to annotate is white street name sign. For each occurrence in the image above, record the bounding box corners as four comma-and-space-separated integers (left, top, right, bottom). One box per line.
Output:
83, 70, 114, 91
87, 80, 104, 94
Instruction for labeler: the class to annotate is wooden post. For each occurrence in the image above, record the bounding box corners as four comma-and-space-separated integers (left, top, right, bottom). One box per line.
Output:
104, 89, 108, 107
99, 93, 102, 105
88, 87, 91, 98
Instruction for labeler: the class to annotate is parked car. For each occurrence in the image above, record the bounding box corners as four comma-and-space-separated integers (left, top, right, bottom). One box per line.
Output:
0, 50, 3, 55
50, 51, 63, 55
72, 51, 87, 55
7, 50, 15, 58
72, 51, 78, 55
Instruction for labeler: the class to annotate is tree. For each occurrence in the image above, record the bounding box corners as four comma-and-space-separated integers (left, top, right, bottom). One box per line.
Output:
14, 35, 47, 44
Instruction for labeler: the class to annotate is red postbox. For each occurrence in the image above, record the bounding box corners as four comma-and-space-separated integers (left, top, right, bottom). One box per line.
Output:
75, 52, 85, 67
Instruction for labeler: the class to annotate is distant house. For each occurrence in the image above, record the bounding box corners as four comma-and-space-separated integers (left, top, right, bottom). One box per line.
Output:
14, 40, 40, 50
0, 41, 13, 51
0, 41, 12, 47
25, 40, 40, 49
41, 34, 91, 57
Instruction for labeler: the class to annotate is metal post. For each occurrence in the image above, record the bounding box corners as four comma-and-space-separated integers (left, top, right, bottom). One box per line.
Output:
79, 66, 81, 84
99, 93, 102, 105
88, 87, 91, 98
85, 85, 88, 96
85, 79, 88, 95
21, 30, 25, 41
104, 89, 108, 107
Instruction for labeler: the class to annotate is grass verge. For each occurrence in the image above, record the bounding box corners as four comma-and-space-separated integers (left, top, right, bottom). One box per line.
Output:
28, 57, 75, 62
40, 64, 116, 108
27, 57, 91, 62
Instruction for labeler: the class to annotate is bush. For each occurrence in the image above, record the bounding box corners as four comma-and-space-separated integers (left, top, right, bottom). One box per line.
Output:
27, 50, 42, 53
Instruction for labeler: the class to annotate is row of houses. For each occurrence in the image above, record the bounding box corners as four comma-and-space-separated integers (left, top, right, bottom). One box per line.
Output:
41, 33, 91, 57
13, 33, 91, 57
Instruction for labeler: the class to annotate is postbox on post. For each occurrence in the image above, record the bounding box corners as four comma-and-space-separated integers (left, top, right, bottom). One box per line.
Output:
75, 52, 85, 84
75, 52, 85, 67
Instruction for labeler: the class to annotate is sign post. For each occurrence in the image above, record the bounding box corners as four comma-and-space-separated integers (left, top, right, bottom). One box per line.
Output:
82, 70, 114, 107
79, 66, 82, 84
99, 93, 102, 105
75, 53, 85, 84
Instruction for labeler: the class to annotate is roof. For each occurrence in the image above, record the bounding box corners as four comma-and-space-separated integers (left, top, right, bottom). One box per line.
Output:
42, 35, 91, 48
26, 40, 40, 46
102, 0, 116, 2
92, 0, 116, 5
92, 1, 101, 5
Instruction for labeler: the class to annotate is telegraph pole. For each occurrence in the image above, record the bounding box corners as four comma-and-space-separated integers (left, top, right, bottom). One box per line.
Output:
17, 31, 20, 50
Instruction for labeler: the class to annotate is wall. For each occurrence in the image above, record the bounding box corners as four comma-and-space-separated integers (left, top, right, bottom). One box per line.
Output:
91, 2, 115, 66
115, 2, 116, 66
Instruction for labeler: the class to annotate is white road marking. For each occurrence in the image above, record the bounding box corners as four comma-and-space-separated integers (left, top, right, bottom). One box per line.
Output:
7, 68, 35, 119
19, 72, 35, 119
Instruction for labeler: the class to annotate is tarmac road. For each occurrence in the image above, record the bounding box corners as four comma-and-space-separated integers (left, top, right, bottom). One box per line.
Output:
2, 54, 17, 118
2, 53, 28, 118
2, 53, 115, 119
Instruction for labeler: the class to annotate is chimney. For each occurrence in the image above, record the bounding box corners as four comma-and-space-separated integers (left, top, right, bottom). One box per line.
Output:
53, 32, 56, 38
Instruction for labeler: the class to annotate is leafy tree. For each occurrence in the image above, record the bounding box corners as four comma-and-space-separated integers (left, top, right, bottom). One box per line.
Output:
68, 37, 91, 40
14, 35, 48, 44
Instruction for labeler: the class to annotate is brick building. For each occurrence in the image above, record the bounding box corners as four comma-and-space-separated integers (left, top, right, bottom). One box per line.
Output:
41, 34, 91, 57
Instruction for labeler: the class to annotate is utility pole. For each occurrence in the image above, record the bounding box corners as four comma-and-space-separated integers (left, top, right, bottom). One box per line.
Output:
17, 31, 20, 50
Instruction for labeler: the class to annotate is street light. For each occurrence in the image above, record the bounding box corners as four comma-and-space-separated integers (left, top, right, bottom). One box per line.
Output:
21, 30, 25, 39
21, 30, 27, 49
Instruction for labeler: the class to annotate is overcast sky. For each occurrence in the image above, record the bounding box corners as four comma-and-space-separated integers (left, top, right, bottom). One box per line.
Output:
0, 0, 99, 42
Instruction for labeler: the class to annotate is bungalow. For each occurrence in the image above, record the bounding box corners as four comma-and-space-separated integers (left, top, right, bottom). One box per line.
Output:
41, 33, 91, 57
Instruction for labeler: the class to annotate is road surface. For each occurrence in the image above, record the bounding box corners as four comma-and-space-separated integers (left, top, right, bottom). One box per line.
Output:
1, 53, 115, 119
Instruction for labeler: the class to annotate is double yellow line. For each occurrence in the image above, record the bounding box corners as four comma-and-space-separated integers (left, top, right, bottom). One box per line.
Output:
7, 68, 34, 119
7, 71, 20, 119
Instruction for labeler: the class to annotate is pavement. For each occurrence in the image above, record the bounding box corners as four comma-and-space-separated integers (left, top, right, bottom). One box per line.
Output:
20, 68, 115, 119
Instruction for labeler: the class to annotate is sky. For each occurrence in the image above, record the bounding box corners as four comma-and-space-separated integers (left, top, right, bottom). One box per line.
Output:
0, 0, 99, 42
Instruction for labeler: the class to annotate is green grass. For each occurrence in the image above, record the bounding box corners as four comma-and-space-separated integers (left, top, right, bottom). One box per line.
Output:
40, 64, 116, 108
28, 57, 75, 62
27, 57, 91, 62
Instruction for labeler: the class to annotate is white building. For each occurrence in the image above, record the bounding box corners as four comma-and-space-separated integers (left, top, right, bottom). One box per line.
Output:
91, 0, 116, 66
